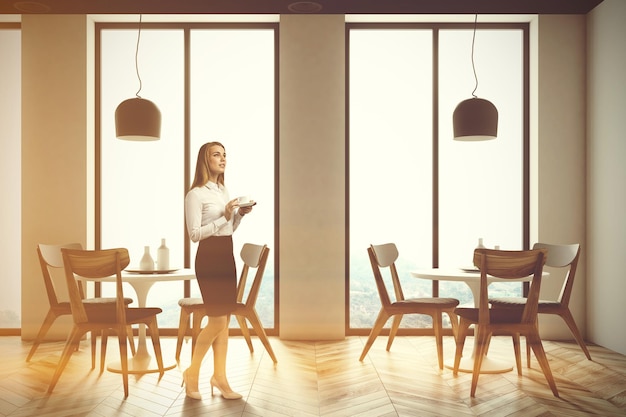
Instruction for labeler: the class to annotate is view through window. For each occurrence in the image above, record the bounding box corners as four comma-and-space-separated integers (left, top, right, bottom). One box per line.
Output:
348, 24, 527, 330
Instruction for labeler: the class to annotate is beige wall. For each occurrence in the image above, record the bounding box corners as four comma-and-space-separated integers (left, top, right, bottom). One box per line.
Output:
21, 15, 89, 339
536, 15, 588, 340
279, 15, 346, 339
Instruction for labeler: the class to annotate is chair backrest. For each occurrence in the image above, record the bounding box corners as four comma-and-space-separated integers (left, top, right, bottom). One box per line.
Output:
236, 243, 270, 306
37, 243, 83, 307
532, 242, 580, 305
369, 243, 405, 305
61, 248, 130, 324
474, 248, 547, 325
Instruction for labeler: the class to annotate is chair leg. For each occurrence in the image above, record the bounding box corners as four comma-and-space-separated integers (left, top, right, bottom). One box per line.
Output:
470, 327, 491, 397
453, 318, 470, 376
526, 330, 559, 397
236, 314, 255, 354
512, 333, 522, 375
447, 310, 459, 342
432, 312, 444, 370
127, 326, 136, 356
175, 306, 190, 363
27, 310, 58, 362
527, 317, 539, 367
559, 310, 592, 360
244, 311, 277, 363
526, 336, 532, 367
48, 326, 82, 393
146, 318, 165, 378
445, 310, 460, 371
483, 331, 492, 356
386, 314, 403, 352
100, 329, 108, 374
88, 329, 97, 370
117, 325, 130, 398
359, 310, 390, 361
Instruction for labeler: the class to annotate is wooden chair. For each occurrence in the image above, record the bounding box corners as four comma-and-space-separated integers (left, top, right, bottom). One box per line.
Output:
359, 243, 459, 370
453, 248, 559, 397
232, 244, 277, 363
489, 242, 590, 366
48, 248, 164, 397
27, 243, 134, 369
175, 243, 277, 363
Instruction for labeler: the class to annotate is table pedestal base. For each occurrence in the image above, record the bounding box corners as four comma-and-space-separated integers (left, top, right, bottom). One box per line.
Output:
445, 356, 514, 374
107, 353, 176, 375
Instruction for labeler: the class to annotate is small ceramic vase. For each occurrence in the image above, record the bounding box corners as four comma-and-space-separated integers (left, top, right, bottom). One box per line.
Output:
157, 238, 170, 270
139, 246, 155, 270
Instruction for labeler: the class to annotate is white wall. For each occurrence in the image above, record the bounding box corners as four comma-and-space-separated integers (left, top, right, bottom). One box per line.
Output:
586, 0, 626, 355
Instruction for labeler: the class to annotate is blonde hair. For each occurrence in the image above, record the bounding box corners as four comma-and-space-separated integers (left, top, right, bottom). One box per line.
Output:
190, 141, 225, 190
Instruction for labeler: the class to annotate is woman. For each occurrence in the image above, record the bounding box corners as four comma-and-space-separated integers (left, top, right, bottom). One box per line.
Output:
182, 141, 254, 400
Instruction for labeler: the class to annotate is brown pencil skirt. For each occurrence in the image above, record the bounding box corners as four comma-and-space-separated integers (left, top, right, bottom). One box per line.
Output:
195, 235, 237, 316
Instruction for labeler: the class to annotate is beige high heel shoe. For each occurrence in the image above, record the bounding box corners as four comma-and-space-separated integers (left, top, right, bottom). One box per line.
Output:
210, 376, 242, 400
182, 369, 202, 400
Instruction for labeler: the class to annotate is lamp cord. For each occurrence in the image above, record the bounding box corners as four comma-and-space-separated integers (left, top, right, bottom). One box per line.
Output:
134, 14, 144, 98
471, 13, 479, 98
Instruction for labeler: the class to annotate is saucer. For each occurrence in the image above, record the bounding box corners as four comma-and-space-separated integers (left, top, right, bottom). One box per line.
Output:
238, 201, 256, 208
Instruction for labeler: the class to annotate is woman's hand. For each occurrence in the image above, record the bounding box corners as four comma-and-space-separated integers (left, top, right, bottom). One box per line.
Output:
224, 198, 239, 221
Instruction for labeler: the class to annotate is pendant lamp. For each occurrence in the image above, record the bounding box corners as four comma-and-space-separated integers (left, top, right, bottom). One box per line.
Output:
115, 15, 161, 141
453, 15, 498, 141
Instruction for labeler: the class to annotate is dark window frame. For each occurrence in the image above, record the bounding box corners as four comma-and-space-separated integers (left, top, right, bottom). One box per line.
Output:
345, 22, 530, 336
94, 22, 280, 337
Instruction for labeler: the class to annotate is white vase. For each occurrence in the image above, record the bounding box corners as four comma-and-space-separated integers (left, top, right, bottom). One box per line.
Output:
476, 238, 485, 249
139, 246, 154, 270
157, 238, 170, 270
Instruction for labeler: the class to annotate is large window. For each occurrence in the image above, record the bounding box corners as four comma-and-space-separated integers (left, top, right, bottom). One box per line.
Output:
348, 23, 528, 331
97, 23, 277, 330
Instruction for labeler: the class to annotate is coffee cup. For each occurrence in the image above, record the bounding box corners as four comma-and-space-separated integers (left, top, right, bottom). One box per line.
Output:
238, 196, 251, 204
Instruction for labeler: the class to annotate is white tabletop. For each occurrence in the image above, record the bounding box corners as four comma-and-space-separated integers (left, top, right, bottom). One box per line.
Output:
411, 267, 547, 308
78, 267, 197, 283
412, 268, 481, 281
411, 267, 539, 285
77, 268, 195, 301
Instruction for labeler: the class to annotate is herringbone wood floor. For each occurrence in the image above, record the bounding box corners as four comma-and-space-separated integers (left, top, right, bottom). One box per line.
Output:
1, 334, 625, 416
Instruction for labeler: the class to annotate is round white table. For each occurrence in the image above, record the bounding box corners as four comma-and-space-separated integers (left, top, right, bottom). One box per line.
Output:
78, 268, 196, 374
411, 268, 547, 374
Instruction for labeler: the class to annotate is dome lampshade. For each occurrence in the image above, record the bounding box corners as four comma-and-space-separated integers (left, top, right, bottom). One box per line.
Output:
115, 97, 161, 141
453, 97, 498, 141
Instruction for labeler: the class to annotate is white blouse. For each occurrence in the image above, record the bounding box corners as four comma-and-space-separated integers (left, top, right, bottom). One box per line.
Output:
185, 182, 242, 242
